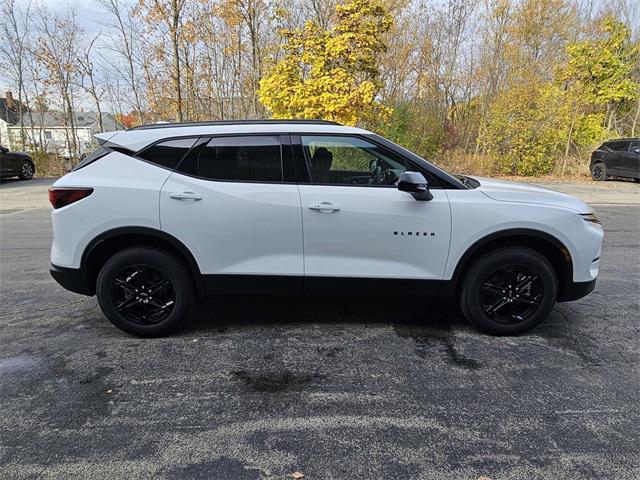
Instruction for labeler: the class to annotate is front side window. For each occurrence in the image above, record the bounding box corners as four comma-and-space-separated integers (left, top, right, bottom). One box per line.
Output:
301, 135, 409, 186
137, 138, 197, 170
177, 135, 282, 182
629, 141, 640, 154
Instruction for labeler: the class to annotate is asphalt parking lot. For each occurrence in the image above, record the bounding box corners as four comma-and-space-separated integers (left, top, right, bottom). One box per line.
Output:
1, 178, 638, 479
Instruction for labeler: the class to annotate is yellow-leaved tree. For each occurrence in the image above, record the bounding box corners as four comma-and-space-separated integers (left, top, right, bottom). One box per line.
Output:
258, 0, 392, 126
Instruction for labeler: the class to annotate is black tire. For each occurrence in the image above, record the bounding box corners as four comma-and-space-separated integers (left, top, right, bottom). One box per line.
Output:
591, 162, 607, 181
96, 247, 194, 337
459, 247, 557, 335
634, 178, 640, 183
18, 159, 34, 180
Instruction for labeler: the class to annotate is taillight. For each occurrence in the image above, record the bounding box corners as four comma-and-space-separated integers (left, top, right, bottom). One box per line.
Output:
48, 187, 94, 209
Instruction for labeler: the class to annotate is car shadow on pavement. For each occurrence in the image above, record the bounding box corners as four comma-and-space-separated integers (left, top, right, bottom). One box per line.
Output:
187, 296, 467, 332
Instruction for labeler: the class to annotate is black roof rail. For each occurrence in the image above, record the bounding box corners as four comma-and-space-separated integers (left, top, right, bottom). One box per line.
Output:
127, 119, 342, 131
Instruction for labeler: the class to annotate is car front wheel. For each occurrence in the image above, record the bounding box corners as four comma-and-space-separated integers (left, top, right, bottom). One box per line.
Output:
96, 247, 195, 337
459, 247, 557, 335
19, 160, 34, 180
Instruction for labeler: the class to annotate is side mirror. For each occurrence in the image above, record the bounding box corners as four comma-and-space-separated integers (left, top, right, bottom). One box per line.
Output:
398, 171, 433, 201
0, 146, 8, 154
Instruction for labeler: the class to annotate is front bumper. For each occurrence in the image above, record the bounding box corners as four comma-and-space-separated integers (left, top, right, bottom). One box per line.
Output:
50, 263, 93, 296
558, 278, 596, 302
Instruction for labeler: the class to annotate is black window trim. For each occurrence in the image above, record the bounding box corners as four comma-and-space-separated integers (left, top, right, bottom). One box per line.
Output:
126, 131, 466, 189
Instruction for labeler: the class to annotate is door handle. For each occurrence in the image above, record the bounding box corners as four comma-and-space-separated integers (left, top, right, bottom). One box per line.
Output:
308, 201, 341, 212
169, 191, 202, 201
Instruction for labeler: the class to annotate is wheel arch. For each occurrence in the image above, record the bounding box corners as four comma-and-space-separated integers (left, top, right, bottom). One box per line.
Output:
441, 228, 574, 302
82, 227, 205, 298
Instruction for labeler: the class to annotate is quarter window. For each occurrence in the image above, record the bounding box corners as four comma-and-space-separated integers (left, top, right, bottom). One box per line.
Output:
177, 136, 282, 182
301, 135, 410, 186
137, 138, 197, 170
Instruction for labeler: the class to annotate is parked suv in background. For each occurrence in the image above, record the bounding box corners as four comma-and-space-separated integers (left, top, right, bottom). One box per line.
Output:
49, 120, 603, 337
0, 145, 35, 180
590, 138, 640, 182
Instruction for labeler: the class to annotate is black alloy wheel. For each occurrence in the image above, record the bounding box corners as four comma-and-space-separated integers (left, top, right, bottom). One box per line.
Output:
19, 160, 34, 180
110, 264, 175, 325
459, 246, 557, 335
96, 247, 194, 336
479, 264, 543, 325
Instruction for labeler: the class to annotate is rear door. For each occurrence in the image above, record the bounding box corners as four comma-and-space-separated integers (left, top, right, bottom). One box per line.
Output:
159, 134, 304, 295
604, 141, 628, 176
295, 135, 451, 293
625, 141, 640, 179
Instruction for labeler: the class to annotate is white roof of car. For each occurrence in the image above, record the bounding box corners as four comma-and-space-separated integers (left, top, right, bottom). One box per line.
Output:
95, 121, 372, 152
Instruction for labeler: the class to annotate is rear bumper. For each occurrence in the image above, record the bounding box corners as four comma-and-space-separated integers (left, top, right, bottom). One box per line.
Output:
558, 278, 596, 302
50, 263, 93, 296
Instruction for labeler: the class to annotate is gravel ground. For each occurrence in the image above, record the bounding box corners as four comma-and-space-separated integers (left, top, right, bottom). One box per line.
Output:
0, 177, 638, 479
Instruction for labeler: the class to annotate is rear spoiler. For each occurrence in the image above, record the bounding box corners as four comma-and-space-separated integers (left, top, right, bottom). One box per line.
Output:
94, 131, 122, 145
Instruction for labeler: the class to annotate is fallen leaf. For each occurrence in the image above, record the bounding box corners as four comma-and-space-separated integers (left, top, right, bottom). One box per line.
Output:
291, 472, 304, 479
478, 477, 492, 480
106, 389, 112, 394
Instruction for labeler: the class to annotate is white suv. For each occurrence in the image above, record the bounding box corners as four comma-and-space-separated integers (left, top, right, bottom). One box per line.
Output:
49, 120, 603, 337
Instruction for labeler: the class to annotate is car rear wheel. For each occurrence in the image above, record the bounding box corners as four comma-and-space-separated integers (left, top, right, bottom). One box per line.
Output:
18, 160, 34, 180
96, 247, 194, 337
459, 247, 557, 335
591, 162, 607, 181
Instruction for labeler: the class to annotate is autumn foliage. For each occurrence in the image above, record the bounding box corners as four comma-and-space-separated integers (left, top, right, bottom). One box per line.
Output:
258, 0, 392, 126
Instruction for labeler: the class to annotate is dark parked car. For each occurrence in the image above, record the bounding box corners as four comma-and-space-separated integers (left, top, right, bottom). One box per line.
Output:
0, 145, 35, 180
590, 138, 640, 182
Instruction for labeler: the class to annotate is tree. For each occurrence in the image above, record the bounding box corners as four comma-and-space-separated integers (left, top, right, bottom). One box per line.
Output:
258, 0, 392, 126
0, 0, 33, 148
36, 8, 83, 162
563, 15, 639, 133
76, 34, 105, 132
99, 0, 146, 124
137, 0, 188, 121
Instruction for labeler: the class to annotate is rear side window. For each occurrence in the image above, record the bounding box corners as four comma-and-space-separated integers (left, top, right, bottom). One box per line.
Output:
73, 146, 111, 171
137, 138, 197, 170
177, 136, 282, 182
606, 141, 630, 151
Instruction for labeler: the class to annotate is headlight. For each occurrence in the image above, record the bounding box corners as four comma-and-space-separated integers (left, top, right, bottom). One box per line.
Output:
580, 213, 601, 225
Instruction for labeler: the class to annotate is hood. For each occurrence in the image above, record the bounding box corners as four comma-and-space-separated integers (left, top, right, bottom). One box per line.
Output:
470, 176, 592, 213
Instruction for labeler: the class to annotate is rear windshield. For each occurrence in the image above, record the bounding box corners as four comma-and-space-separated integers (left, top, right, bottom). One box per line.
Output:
72, 143, 135, 171
72, 146, 111, 171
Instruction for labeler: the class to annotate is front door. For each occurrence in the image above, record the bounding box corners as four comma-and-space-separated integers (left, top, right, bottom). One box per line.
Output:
296, 135, 451, 293
160, 135, 304, 295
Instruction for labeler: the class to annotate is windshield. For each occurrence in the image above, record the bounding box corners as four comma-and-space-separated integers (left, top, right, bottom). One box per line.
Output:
366, 134, 468, 189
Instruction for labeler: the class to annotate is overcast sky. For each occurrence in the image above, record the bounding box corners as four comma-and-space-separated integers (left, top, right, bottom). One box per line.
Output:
0, 0, 112, 92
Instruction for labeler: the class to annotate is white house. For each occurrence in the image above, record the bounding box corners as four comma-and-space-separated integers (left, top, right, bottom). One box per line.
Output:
1, 91, 119, 158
